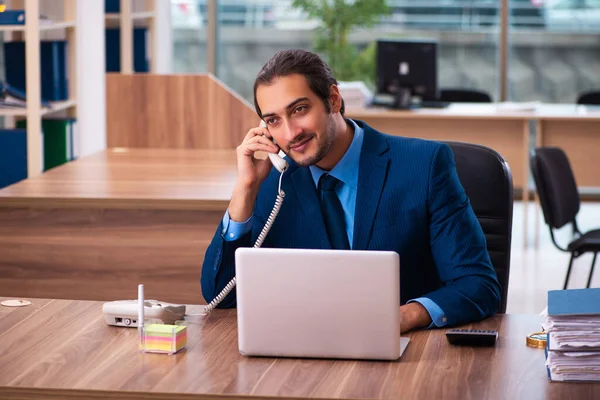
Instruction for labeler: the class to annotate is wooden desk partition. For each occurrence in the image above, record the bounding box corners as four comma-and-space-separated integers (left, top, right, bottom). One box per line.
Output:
1, 298, 598, 400
346, 107, 530, 190
534, 105, 600, 189
106, 73, 259, 149
0, 149, 238, 304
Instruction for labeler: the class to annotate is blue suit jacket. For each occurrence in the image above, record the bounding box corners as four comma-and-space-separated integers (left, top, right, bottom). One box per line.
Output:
201, 121, 501, 326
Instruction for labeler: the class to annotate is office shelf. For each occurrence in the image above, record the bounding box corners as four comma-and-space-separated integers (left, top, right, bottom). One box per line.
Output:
0, 19, 75, 32
0, 99, 76, 117
131, 11, 155, 20
40, 20, 76, 31
42, 99, 77, 116
0, 107, 29, 117
0, 24, 26, 32
2, 0, 78, 178
105, 11, 154, 21
105, 0, 156, 73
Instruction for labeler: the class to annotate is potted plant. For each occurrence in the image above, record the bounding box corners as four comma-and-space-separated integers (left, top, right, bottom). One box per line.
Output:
292, 0, 390, 86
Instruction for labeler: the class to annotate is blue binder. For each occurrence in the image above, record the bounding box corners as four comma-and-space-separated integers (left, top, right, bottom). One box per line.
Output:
105, 28, 149, 73
4, 41, 69, 101
548, 288, 600, 316
105, 0, 120, 13
0, 10, 25, 25
0, 129, 28, 189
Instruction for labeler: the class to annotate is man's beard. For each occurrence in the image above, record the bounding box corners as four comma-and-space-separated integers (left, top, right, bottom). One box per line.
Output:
290, 116, 335, 167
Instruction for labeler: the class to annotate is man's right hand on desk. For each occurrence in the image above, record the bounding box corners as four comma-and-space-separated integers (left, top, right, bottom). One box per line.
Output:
230, 124, 280, 223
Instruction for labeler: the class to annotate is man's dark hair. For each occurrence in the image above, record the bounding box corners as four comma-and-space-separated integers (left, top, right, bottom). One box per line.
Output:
253, 49, 345, 118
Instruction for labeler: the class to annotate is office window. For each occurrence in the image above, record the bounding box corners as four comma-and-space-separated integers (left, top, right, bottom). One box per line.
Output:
509, 0, 600, 103
172, 0, 207, 72
212, 0, 501, 103
214, 1, 312, 102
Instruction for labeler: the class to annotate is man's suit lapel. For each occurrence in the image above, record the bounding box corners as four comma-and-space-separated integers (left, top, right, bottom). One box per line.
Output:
291, 166, 332, 249
353, 124, 390, 250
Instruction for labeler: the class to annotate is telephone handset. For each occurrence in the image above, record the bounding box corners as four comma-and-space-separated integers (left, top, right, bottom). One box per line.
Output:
104, 121, 287, 326
190, 121, 288, 320
260, 120, 288, 173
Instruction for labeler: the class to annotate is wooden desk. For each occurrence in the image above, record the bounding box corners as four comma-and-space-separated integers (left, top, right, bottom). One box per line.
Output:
534, 104, 600, 189
1, 298, 598, 400
0, 149, 238, 304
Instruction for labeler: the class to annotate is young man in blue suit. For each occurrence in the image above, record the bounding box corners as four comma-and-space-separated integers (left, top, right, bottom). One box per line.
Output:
201, 49, 501, 332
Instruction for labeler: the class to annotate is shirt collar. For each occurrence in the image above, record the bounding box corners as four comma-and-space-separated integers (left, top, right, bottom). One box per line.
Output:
309, 119, 364, 189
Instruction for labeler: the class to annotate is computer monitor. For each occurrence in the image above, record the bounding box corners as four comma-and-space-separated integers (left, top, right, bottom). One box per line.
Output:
376, 39, 438, 109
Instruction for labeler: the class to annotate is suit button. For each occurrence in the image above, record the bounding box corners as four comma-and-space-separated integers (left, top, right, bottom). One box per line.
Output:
442, 317, 447, 323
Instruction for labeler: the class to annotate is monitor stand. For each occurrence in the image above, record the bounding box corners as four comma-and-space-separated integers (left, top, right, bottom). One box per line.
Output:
392, 87, 412, 109
391, 90, 450, 110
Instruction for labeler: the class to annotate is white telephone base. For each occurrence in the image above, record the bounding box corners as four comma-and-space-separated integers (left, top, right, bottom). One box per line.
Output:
102, 299, 186, 327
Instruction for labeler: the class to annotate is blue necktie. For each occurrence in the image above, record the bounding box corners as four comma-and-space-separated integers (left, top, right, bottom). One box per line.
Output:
318, 174, 350, 250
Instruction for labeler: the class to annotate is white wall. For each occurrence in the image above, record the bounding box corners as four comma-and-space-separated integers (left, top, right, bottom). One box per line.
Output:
154, 0, 172, 73
77, 0, 106, 156
74, 0, 170, 155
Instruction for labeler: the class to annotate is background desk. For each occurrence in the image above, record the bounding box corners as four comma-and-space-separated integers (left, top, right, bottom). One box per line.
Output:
1, 298, 598, 399
346, 105, 532, 191
534, 105, 600, 189
0, 149, 237, 304
347, 104, 600, 192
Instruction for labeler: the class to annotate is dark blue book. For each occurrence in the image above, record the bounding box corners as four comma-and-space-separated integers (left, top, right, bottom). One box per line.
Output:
105, 0, 120, 13
105, 28, 149, 73
548, 288, 600, 316
0, 129, 28, 189
0, 10, 25, 25
4, 41, 69, 101
41, 41, 68, 100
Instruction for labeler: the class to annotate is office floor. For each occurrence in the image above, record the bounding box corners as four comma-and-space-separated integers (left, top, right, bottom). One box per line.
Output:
506, 201, 600, 314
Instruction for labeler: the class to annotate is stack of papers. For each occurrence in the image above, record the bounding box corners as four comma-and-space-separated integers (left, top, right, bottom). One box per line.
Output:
545, 288, 600, 382
546, 351, 600, 382
0, 81, 51, 109
495, 101, 540, 112
547, 318, 600, 351
337, 81, 372, 109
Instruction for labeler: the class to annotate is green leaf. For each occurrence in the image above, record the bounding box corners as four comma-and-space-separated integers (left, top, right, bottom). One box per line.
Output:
292, 0, 390, 82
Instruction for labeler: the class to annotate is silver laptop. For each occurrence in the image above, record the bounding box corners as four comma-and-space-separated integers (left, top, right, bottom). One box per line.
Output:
235, 248, 409, 361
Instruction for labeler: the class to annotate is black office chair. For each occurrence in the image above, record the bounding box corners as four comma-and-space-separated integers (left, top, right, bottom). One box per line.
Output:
576, 91, 600, 105
530, 147, 599, 289
439, 89, 493, 103
443, 142, 513, 313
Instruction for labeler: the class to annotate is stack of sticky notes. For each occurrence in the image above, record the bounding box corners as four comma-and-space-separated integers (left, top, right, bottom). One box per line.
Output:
142, 324, 187, 354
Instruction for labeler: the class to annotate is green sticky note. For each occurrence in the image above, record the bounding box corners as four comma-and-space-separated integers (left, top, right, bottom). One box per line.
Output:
144, 324, 186, 337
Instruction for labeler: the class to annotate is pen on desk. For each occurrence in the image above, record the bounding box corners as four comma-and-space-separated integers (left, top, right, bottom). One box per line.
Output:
138, 284, 144, 351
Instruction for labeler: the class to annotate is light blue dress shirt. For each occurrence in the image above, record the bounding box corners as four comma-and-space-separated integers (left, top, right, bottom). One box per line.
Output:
221, 119, 447, 328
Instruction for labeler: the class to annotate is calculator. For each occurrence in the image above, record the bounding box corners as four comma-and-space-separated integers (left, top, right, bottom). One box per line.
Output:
445, 329, 498, 346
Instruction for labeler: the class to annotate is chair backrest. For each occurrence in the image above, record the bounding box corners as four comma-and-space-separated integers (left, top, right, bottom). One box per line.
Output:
439, 88, 493, 103
576, 91, 600, 105
530, 147, 580, 230
443, 141, 513, 313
